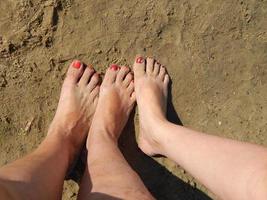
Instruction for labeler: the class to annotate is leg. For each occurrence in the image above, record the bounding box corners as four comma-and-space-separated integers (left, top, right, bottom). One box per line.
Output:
0, 61, 100, 200
78, 65, 154, 200
133, 55, 267, 200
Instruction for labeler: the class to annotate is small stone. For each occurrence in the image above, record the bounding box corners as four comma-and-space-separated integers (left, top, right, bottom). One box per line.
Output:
218, 121, 222, 126
112, 46, 117, 52
11, 74, 18, 79
24, 117, 35, 133
95, 49, 102, 54
67, 191, 77, 198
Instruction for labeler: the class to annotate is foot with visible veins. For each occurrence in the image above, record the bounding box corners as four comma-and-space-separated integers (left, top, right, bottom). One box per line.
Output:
88, 64, 135, 142
49, 60, 100, 160
133, 56, 170, 156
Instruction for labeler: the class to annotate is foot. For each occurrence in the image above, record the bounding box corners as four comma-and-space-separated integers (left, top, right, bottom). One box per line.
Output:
88, 64, 135, 142
49, 60, 100, 157
133, 56, 169, 156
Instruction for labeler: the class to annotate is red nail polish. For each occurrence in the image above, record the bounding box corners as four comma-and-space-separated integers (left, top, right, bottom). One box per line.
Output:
110, 64, 119, 70
73, 60, 81, 69
136, 57, 144, 64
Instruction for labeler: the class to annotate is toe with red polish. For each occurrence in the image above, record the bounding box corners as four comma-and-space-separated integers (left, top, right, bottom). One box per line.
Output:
110, 64, 120, 71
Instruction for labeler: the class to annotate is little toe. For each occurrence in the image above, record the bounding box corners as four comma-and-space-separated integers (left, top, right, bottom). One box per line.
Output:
153, 61, 161, 76
91, 85, 100, 100
87, 73, 99, 92
102, 64, 120, 85
146, 57, 155, 75
78, 65, 95, 86
130, 91, 136, 103
133, 55, 145, 78
66, 60, 84, 83
123, 72, 133, 87
127, 81, 134, 94
116, 66, 130, 84
164, 74, 170, 86
159, 66, 166, 81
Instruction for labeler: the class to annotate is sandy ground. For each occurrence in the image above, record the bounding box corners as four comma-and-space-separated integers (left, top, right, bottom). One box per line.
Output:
0, 0, 267, 199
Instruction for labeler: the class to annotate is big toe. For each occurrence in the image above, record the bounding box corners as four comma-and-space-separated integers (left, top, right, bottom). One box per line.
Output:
65, 60, 84, 84
133, 55, 145, 78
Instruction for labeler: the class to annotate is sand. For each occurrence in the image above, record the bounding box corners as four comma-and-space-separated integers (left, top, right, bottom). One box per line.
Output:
0, 0, 267, 199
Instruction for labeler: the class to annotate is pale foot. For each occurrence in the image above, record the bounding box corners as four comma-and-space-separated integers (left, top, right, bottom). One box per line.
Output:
49, 60, 100, 159
89, 64, 135, 142
133, 56, 169, 156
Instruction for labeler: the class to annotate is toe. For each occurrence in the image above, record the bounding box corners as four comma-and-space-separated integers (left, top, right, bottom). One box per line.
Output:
116, 66, 130, 84
146, 57, 155, 75
102, 64, 120, 85
133, 55, 145, 78
91, 85, 100, 100
66, 60, 84, 83
153, 61, 161, 76
164, 74, 170, 86
127, 81, 134, 94
78, 65, 95, 86
123, 72, 133, 87
87, 73, 99, 92
130, 91, 136, 103
163, 74, 170, 97
159, 65, 166, 81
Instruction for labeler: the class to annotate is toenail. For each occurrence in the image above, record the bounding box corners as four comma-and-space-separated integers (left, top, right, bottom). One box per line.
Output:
110, 64, 119, 71
73, 60, 82, 69
88, 64, 95, 70
136, 57, 144, 64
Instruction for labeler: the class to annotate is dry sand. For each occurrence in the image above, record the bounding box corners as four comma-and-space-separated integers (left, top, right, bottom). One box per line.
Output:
0, 0, 267, 199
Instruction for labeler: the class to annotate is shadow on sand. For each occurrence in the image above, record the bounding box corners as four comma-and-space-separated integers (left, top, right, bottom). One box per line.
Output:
68, 80, 212, 200
118, 80, 211, 200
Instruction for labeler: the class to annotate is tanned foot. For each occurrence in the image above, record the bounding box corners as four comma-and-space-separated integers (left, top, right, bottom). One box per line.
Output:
133, 56, 169, 156
88, 64, 135, 142
49, 60, 100, 159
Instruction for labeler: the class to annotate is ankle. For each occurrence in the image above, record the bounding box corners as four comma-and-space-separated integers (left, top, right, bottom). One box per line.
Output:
46, 124, 76, 162
139, 117, 170, 156
155, 120, 174, 155
87, 128, 118, 149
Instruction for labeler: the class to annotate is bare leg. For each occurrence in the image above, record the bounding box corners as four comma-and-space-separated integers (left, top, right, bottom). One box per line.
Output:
0, 61, 100, 200
133, 55, 267, 200
78, 65, 154, 200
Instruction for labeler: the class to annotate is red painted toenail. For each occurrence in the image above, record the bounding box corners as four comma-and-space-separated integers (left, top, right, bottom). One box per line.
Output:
136, 57, 144, 64
73, 60, 81, 69
110, 64, 119, 71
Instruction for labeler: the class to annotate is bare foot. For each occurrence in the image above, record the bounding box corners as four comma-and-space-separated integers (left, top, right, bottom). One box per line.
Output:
133, 56, 169, 156
88, 64, 135, 142
49, 60, 100, 158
